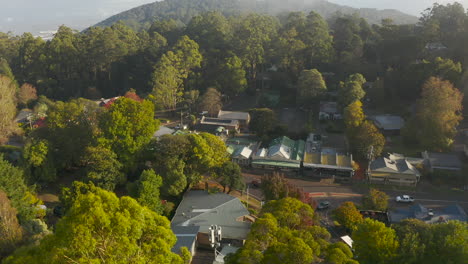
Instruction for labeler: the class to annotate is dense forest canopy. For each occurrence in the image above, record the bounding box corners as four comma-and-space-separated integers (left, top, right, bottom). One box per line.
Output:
0, 2, 466, 104
0, 1, 468, 263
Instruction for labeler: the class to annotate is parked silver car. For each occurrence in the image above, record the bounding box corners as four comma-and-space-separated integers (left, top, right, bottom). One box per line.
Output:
395, 195, 414, 203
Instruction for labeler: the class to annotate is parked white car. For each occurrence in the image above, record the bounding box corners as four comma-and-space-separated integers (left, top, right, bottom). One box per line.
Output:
396, 195, 414, 203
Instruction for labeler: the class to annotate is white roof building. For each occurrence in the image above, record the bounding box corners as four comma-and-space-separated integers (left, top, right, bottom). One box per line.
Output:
232, 147, 253, 159
256, 148, 267, 158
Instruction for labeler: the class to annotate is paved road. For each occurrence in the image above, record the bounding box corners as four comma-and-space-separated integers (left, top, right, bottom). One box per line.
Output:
242, 172, 468, 212
310, 192, 468, 204
242, 171, 468, 242
415, 198, 468, 204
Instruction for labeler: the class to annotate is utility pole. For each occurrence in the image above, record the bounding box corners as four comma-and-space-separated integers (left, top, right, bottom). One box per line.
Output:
366, 145, 374, 181
246, 184, 250, 211
180, 110, 183, 127
27, 113, 33, 130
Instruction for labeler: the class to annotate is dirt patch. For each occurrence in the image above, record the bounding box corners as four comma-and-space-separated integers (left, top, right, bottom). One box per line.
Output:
37, 193, 59, 203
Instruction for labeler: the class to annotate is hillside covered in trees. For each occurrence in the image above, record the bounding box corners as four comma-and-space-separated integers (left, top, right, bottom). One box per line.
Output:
94, 0, 418, 31
1, 2, 465, 105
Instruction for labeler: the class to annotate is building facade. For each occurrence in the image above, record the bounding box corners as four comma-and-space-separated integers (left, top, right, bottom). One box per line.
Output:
369, 153, 421, 186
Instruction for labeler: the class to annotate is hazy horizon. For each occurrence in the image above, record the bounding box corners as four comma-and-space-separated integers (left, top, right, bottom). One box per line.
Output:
0, 0, 157, 35
1, 0, 467, 35
328, 0, 468, 16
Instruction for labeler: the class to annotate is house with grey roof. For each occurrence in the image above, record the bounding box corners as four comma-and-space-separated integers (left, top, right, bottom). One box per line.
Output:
230, 146, 253, 166
369, 153, 421, 186
390, 204, 467, 224
422, 151, 462, 173
171, 190, 252, 256
369, 115, 404, 135
171, 226, 200, 256
217, 110, 250, 131
15, 109, 33, 124
251, 136, 305, 171
425, 42, 448, 51
198, 116, 240, 133
152, 126, 175, 139
226, 137, 260, 166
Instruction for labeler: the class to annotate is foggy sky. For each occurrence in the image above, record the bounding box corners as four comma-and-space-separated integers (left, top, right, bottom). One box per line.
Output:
1, 0, 467, 35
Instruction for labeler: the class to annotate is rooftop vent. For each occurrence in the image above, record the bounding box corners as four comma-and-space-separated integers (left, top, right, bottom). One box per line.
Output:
428, 209, 434, 217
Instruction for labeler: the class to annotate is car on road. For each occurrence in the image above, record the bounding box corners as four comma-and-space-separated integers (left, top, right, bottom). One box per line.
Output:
396, 195, 414, 203
174, 124, 188, 130
317, 201, 330, 210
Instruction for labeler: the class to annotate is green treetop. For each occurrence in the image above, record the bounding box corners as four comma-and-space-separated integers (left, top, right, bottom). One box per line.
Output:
137, 169, 164, 214
339, 73, 366, 107
333, 201, 363, 231
362, 188, 389, 211
296, 69, 326, 106
99, 97, 159, 169
353, 218, 399, 264
5, 186, 187, 264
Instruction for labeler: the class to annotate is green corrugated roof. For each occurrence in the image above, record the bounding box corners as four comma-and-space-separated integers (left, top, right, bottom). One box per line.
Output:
227, 144, 247, 156
227, 145, 236, 155
294, 140, 305, 160
269, 136, 305, 161
270, 136, 295, 149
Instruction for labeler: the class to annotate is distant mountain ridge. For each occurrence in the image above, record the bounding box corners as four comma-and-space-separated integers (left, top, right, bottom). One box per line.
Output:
94, 0, 418, 30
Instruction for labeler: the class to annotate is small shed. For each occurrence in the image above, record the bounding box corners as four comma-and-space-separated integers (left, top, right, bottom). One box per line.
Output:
370, 115, 404, 135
